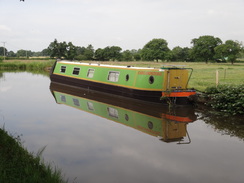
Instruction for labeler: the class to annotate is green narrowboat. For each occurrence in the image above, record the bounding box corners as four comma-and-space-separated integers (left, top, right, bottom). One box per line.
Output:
50, 82, 196, 143
50, 60, 196, 104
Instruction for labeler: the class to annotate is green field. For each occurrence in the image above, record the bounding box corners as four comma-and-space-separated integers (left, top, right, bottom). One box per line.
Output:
188, 63, 244, 91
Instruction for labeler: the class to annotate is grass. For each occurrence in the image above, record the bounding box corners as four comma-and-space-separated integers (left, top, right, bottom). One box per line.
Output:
0, 60, 55, 71
186, 63, 244, 91
0, 127, 67, 183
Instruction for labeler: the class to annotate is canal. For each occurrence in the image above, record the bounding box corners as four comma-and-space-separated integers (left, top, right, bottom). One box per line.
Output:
0, 71, 244, 183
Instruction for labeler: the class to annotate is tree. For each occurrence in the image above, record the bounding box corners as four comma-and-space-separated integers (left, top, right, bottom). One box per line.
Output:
214, 44, 228, 62
191, 35, 222, 63
76, 46, 86, 55
75, 46, 86, 60
47, 39, 79, 60
94, 48, 105, 61
107, 46, 122, 61
65, 42, 77, 60
41, 48, 50, 56
214, 40, 242, 64
185, 47, 196, 62
8, 51, 16, 57
170, 47, 192, 61
83, 44, 94, 60
0, 47, 7, 57
141, 38, 170, 62
171, 46, 183, 61
48, 39, 67, 59
95, 46, 122, 61
16, 49, 28, 57
122, 50, 133, 61
240, 48, 244, 58
132, 49, 141, 61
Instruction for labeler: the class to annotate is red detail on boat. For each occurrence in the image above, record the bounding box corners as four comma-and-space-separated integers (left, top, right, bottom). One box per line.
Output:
162, 114, 193, 123
162, 90, 196, 97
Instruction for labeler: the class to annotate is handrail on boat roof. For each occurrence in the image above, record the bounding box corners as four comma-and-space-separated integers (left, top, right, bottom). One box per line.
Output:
161, 65, 185, 69
58, 60, 159, 70
161, 65, 194, 70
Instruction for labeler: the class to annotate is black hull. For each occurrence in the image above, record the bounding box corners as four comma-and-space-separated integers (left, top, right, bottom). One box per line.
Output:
50, 74, 194, 105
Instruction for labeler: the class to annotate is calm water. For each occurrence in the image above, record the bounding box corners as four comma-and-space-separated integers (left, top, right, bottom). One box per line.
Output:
0, 71, 244, 183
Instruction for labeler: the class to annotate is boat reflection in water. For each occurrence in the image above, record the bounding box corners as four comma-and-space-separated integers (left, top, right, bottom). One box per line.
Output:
50, 82, 197, 144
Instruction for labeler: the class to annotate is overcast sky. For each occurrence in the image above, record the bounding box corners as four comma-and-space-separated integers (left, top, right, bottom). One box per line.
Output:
0, 0, 244, 52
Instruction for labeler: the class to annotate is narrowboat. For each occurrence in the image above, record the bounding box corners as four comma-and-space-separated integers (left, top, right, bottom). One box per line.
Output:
50, 60, 196, 104
50, 82, 196, 143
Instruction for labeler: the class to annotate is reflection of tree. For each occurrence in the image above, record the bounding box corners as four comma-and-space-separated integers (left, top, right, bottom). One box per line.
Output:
199, 112, 244, 141
0, 72, 3, 80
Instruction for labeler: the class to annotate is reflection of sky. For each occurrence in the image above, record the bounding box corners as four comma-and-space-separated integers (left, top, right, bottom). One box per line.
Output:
0, 72, 244, 183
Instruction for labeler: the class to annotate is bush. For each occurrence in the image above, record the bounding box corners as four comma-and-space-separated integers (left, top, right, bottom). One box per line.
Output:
205, 85, 244, 115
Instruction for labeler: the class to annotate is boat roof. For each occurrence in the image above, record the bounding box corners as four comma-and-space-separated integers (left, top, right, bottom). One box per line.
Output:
58, 60, 160, 70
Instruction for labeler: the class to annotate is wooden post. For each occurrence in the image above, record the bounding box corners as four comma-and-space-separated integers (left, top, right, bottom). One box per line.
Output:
216, 70, 219, 87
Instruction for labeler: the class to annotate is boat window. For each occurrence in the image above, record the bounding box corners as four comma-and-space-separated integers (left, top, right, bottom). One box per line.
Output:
72, 67, 80, 75
60, 66, 66, 73
87, 102, 94, 111
108, 71, 120, 82
73, 98, 80, 107
149, 76, 154, 84
107, 107, 119, 119
87, 69, 95, 78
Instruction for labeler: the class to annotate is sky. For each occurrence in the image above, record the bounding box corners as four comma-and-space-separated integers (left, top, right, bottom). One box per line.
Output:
0, 0, 244, 52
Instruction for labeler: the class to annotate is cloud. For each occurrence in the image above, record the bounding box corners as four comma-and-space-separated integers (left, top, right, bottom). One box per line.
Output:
0, 25, 11, 32
0, 0, 243, 51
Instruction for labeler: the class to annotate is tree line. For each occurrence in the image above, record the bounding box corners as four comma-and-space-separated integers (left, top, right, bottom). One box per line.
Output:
1, 35, 243, 64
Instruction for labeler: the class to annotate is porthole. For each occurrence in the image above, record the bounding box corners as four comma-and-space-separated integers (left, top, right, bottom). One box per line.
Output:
149, 76, 154, 84
148, 121, 153, 130
126, 74, 129, 81
125, 114, 129, 121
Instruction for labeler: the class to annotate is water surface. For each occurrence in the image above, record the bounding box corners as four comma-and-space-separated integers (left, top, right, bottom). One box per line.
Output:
0, 72, 244, 183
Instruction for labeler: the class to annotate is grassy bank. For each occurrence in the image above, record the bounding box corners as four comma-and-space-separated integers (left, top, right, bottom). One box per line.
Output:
0, 60, 55, 72
0, 127, 67, 183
